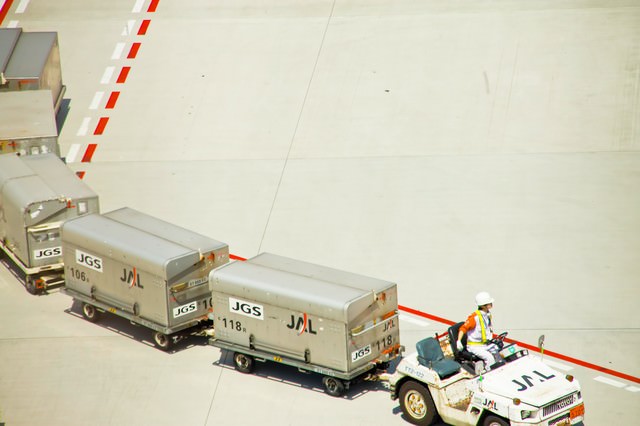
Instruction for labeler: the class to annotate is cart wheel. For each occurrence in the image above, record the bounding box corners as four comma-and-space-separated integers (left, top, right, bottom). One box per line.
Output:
399, 380, 437, 425
483, 415, 509, 426
81, 303, 100, 323
322, 376, 345, 397
25, 277, 38, 295
233, 352, 255, 373
153, 332, 172, 351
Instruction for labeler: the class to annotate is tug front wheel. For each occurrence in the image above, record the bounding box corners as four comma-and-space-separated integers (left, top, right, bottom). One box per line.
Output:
483, 415, 509, 426
399, 381, 437, 425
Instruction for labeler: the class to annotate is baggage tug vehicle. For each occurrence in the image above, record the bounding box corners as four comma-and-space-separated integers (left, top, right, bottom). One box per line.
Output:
388, 325, 585, 426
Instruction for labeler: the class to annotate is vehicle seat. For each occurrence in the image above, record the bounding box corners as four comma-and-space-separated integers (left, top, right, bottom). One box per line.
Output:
448, 322, 482, 364
416, 337, 461, 379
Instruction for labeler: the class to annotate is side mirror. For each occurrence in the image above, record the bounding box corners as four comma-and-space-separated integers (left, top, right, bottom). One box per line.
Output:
538, 335, 545, 360
537, 335, 545, 350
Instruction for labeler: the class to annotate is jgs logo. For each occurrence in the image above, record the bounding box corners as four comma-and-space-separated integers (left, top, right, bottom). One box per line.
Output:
229, 297, 264, 320
173, 301, 197, 318
33, 247, 62, 260
75, 249, 103, 272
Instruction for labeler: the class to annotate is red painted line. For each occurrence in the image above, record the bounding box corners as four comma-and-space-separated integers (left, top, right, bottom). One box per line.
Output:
116, 66, 131, 84
105, 91, 120, 109
228, 253, 640, 384
94, 117, 109, 135
127, 42, 141, 59
75, 171, 86, 179
81, 144, 97, 163
399, 304, 640, 385
148, 0, 159, 13
138, 19, 150, 35
0, 0, 13, 25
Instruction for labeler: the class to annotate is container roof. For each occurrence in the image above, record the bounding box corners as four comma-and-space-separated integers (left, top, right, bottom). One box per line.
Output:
212, 253, 395, 322
0, 153, 98, 209
0, 90, 57, 139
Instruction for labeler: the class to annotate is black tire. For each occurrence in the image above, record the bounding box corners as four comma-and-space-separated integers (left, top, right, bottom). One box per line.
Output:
483, 415, 509, 426
233, 352, 255, 373
322, 376, 345, 397
153, 331, 172, 351
399, 381, 437, 425
81, 303, 99, 323
25, 277, 38, 295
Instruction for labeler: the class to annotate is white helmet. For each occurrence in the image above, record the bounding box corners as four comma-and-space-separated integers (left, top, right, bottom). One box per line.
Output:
475, 291, 494, 306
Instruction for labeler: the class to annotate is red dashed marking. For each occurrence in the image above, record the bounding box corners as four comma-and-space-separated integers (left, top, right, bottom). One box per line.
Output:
127, 42, 141, 59
81, 144, 98, 162
116, 66, 131, 83
105, 91, 120, 109
94, 117, 109, 135
75, 171, 86, 179
148, 0, 159, 13
0, 0, 14, 24
138, 19, 150, 35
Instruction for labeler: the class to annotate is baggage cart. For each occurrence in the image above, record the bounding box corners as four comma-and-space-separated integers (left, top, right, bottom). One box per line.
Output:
61, 207, 229, 350
0, 153, 99, 293
0, 28, 66, 113
209, 253, 402, 396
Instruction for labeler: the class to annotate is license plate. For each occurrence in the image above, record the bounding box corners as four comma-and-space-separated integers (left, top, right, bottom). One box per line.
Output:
570, 403, 585, 419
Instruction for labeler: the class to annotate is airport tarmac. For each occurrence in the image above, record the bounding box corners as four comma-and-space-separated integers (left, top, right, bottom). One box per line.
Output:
1, 0, 639, 425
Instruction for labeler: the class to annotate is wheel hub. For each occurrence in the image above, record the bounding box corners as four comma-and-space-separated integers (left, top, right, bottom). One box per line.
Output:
406, 390, 426, 418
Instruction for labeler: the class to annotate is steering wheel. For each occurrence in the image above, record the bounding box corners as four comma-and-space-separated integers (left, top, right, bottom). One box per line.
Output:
490, 332, 508, 349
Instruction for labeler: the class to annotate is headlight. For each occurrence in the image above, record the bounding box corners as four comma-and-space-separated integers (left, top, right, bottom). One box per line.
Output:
521, 410, 537, 420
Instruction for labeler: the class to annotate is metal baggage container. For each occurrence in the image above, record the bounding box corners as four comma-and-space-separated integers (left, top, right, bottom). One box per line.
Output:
209, 253, 401, 396
61, 207, 229, 350
0, 153, 99, 293
0, 28, 65, 113
0, 90, 59, 156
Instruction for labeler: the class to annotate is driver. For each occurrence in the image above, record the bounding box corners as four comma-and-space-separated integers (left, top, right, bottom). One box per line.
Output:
456, 291, 500, 372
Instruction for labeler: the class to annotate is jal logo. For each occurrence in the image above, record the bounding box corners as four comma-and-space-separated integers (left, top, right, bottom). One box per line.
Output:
383, 318, 396, 332
512, 370, 556, 392
75, 249, 103, 272
120, 267, 144, 289
286, 313, 317, 335
34, 247, 62, 260
229, 297, 264, 320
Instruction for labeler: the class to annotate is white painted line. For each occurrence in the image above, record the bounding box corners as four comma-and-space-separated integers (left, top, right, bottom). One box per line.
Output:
88, 91, 104, 110
626, 386, 640, 393
399, 314, 430, 328
76, 117, 91, 136
7, 20, 19, 28
65, 144, 81, 163
542, 359, 574, 372
15, 0, 29, 14
594, 376, 627, 388
122, 20, 136, 36
111, 42, 125, 60
132, 0, 145, 13
100, 66, 115, 84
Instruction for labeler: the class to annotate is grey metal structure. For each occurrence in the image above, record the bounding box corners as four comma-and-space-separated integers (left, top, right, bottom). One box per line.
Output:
0, 28, 65, 113
209, 253, 401, 395
61, 207, 229, 350
0, 90, 59, 156
0, 153, 99, 293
